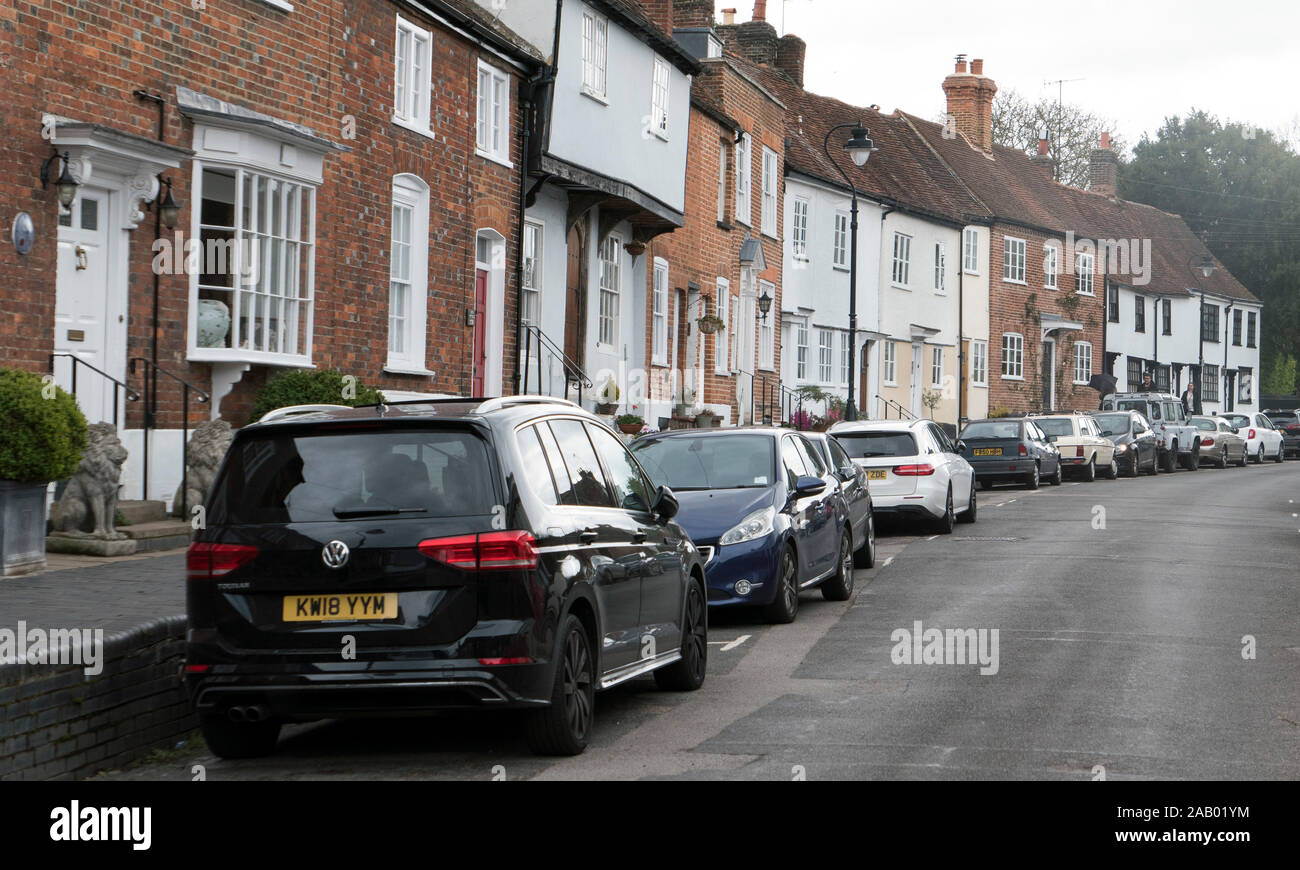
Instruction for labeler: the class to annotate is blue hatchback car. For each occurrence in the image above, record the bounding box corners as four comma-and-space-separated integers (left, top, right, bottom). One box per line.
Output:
630, 428, 855, 624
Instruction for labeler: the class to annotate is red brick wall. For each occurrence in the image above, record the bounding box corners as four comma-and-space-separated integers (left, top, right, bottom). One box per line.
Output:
987, 223, 1106, 414
0, 0, 523, 429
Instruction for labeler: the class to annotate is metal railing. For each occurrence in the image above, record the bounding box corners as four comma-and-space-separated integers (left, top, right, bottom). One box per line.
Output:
876, 394, 915, 420
49, 353, 140, 427
521, 324, 591, 404
130, 357, 209, 517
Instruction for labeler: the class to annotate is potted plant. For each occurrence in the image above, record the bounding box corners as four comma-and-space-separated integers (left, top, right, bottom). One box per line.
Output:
0, 368, 87, 576
922, 388, 943, 416
696, 314, 726, 335
615, 413, 644, 435
595, 376, 621, 415
693, 406, 717, 428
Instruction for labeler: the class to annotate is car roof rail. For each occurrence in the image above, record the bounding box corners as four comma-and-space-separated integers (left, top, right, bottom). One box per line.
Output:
473, 395, 583, 415
257, 403, 352, 423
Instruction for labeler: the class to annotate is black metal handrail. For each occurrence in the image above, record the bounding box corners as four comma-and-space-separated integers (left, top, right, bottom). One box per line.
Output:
875, 394, 915, 419
521, 324, 591, 403
130, 357, 210, 518
49, 353, 140, 427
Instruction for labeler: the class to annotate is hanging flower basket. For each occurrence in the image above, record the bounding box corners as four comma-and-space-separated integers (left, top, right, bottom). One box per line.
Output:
696, 314, 725, 335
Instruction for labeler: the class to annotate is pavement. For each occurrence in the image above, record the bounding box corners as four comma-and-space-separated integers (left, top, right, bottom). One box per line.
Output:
32, 459, 1300, 780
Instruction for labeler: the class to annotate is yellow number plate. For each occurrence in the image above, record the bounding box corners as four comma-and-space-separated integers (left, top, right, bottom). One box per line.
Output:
867, 469, 887, 480
973, 447, 1002, 456
282, 593, 398, 622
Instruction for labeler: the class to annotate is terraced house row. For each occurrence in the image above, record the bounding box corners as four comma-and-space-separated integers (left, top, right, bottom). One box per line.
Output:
0, 0, 1259, 510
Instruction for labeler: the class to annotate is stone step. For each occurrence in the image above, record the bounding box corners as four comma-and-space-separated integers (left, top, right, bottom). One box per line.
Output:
120, 520, 192, 552
116, 499, 168, 526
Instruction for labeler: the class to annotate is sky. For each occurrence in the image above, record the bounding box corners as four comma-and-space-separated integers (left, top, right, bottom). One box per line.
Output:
713, 0, 1300, 153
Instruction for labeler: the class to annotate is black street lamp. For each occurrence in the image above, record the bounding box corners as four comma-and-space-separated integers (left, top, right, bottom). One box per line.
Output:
1192, 253, 1217, 412
822, 122, 877, 421
40, 149, 79, 209
758, 288, 772, 322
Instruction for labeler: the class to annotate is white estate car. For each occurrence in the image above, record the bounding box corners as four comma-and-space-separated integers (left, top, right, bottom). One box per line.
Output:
1220, 411, 1287, 464
830, 419, 976, 534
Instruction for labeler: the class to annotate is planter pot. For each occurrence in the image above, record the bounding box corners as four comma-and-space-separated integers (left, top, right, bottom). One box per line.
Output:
617, 423, 643, 435
596, 403, 618, 416
0, 479, 49, 577
694, 413, 716, 429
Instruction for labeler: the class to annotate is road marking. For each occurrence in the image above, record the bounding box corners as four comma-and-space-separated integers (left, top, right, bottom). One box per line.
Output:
926, 534, 939, 541
1006, 498, 1017, 504
882, 556, 894, 568
720, 634, 751, 652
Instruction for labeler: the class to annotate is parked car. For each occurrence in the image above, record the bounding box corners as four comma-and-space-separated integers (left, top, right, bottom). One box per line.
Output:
804, 430, 876, 568
956, 417, 1062, 489
1263, 409, 1300, 458
630, 427, 855, 624
1031, 413, 1118, 481
1100, 392, 1201, 472
186, 397, 707, 760
829, 418, 976, 534
1092, 410, 1160, 476
1190, 416, 1248, 468
1221, 411, 1287, 464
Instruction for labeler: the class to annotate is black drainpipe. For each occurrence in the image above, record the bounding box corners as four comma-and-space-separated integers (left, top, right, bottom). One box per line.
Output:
957, 228, 965, 428
133, 89, 166, 500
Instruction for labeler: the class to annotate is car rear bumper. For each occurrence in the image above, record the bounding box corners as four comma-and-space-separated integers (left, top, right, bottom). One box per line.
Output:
872, 495, 944, 520
970, 461, 1033, 480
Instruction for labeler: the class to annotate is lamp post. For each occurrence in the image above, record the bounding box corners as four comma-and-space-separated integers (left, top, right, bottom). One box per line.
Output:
1193, 254, 1216, 413
822, 122, 877, 421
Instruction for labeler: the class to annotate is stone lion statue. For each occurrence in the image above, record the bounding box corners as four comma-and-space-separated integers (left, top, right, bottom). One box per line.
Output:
172, 419, 233, 517
48, 422, 129, 539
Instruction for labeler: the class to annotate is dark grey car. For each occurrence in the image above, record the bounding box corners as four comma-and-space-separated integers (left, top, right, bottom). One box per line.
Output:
805, 430, 876, 568
958, 418, 1062, 489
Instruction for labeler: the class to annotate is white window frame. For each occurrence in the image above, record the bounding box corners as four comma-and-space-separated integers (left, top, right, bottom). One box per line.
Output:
1073, 341, 1092, 385
714, 278, 730, 376
934, 241, 946, 293
840, 331, 850, 384
795, 316, 809, 381
598, 234, 621, 348
761, 147, 778, 236
476, 60, 511, 166
521, 220, 542, 327
971, 339, 988, 387
650, 55, 670, 139
883, 340, 897, 386
818, 329, 833, 384
759, 280, 776, 371
581, 8, 608, 102
393, 16, 432, 134
729, 294, 742, 374
892, 232, 911, 287
649, 258, 669, 366
832, 211, 849, 269
1003, 236, 1026, 283
735, 133, 751, 226
717, 140, 727, 222
1043, 243, 1059, 289
189, 160, 318, 366
930, 346, 943, 387
1075, 250, 1095, 296
386, 174, 431, 373
792, 197, 810, 259
963, 226, 979, 274
1001, 332, 1024, 380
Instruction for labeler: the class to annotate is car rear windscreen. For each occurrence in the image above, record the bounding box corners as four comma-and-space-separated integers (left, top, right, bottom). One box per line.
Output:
208, 427, 495, 524
631, 434, 774, 491
1035, 418, 1075, 438
960, 421, 1021, 439
835, 431, 918, 458
1093, 414, 1130, 437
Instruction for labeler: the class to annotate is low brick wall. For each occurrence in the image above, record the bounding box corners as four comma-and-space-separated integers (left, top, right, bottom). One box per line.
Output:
0, 615, 195, 780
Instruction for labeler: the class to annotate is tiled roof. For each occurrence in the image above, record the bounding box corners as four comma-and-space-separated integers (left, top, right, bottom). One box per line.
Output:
428, 0, 546, 64
732, 58, 988, 225
588, 0, 700, 74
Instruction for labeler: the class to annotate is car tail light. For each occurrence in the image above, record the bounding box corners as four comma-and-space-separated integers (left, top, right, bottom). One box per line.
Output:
1248, 428, 1256, 440
478, 657, 533, 665
1202, 436, 1213, 446
418, 531, 539, 570
1018, 443, 1028, 456
186, 542, 258, 580
893, 463, 936, 476
184, 664, 211, 674
1076, 446, 1085, 457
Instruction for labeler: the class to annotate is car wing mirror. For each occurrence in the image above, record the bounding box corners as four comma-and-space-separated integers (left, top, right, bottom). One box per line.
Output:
650, 485, 679, 522
794, 475, 827, 497
956, 440, 967, 452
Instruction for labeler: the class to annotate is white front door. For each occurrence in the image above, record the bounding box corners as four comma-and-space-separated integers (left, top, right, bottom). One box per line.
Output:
910, 343, 923, 418
53, 187, 124, 426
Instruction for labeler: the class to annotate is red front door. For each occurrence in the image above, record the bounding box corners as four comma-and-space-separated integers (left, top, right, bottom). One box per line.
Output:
472, 268, 487, 396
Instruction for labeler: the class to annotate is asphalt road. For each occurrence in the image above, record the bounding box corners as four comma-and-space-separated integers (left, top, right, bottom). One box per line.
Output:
100, 459, 1300, 781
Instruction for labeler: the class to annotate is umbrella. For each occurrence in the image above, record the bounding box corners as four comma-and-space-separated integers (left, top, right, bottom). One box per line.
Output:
1088, 373, 1118, 394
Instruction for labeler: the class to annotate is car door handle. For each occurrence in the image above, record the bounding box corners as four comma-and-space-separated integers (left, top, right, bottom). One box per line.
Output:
579, 529, 598, 544
631, 531, 647, 544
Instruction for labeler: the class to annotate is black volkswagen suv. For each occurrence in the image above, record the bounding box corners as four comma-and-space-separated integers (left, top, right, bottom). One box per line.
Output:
185, 397, 707, 758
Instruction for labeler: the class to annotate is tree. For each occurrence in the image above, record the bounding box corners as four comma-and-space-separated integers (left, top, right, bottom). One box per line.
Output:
1120, 111, 1300, 394
991, 88, 1124, 188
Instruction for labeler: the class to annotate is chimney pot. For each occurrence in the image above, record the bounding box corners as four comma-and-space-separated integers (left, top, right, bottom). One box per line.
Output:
1037, 136, 1049, 157
970, 58, 984, 75
955, 58, 967, 74
1100, 131, 1112, 149
753, 0, 767, 21
722, 7, 736, 25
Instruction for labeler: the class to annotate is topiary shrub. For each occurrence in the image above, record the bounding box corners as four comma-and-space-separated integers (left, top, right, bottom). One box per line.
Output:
248, 368, 384, 424
0, 368, 88, 483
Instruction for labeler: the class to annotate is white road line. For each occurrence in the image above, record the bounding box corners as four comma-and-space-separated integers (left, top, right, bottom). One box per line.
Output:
926, 534, 939, 541
720, 634, 751, 652
882, 556, 894, 568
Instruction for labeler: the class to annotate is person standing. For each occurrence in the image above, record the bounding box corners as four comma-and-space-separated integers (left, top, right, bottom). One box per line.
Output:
1182, 380, 1201, 415
1140, 371, 1156, 393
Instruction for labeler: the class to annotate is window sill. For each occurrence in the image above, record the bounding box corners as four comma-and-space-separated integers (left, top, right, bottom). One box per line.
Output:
1044, 284, 1058, 291
649, 127, 669, 142
761, 229, 780, 242
717, 220, 733, 231
963, 269, 979, 276
476, 149, 514, 170
188, 348, 314, 368
1076, 291, 1096, 297
580, 88, 609, 106
384, 364, 437, 377
1001, 375, 1025, 381
595, 342, 618, 356
972, 382, 988, 389
256, 0, 294, 11
1003, 278, 1027, 286
735, 217, 751, 229
392, 116, 436, 141
832, 265, 849, 273
891, 283, 911, 291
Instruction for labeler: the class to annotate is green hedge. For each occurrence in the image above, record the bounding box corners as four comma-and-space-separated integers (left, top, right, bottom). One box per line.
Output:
0, 368, 88, 483
248, 368, 384, 424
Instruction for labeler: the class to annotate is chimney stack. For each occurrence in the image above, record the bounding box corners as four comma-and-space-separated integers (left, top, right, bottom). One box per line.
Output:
672, 0, 715, 29
1031, 128, 1054, 178
1089, 132, 1118, 198
941, 56, 998, 152
776, 34, 806, 86
753, 0, 767, 20
721, 7, 736, 25
639, 0, 673, 33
